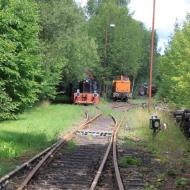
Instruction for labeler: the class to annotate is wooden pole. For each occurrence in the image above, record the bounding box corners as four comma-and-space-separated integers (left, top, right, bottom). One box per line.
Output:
104, 27, 108, 67
148, 0, 156, 111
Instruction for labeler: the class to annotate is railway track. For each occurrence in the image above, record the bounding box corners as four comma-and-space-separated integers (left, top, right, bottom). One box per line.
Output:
112, 102, 139, 111
0, 110, 126, 190
0, 112, 100, 189
117, 145, 145, 190
90, 118, 125, 190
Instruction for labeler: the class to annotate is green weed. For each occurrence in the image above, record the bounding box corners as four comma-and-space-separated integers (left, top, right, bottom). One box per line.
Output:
175, 178, 190, 187
118, 156, 142, 168
97, 101, 125, 120
144, 184, 157, 190
180, 158, 190, 166
167, 169, 177, 177
0, 163, 15, 176
66, 141, 77, 152
129, 98, 147, 105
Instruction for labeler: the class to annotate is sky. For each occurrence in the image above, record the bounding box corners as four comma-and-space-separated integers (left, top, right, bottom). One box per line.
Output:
76, 0, 190, 53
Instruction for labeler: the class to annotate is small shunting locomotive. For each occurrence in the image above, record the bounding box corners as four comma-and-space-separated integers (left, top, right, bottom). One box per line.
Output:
73, 79, 100, 104
138, 83, 157, 97
112, 75, 131, 101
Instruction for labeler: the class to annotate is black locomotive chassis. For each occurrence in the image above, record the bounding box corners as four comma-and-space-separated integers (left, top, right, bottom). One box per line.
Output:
174, 109, 190, 137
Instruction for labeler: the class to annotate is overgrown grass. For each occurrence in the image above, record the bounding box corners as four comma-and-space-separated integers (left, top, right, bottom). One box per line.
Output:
98, 98, 147, 120
97, 99, 127, 119
129, 97, 148, 105
118, 105, 190, 189
0, 163, 15, 177
120, 108, 190, 159
66, 141, 77, 152
118, 156, 142, 168
0, 104, 83, 176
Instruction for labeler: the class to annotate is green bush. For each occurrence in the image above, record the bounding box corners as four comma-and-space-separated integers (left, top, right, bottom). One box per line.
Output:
0, 0, 42, 119
0, 82, 17, 120
159, 16, 190, 107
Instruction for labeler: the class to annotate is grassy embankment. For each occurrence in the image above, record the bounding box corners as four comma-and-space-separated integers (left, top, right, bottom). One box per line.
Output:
119, 107, 190, 189
0, 103, 83, 176
120, 108, 189, 155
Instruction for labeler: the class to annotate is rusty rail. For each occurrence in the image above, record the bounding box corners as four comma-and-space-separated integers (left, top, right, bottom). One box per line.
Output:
90, 116, 117, 190
16, 113, 102, 190
90, 115, 125, 190
112, 104, 128, 109
0, 112, 90, 189
112, 103, 138, 109
113, 118, 125, 190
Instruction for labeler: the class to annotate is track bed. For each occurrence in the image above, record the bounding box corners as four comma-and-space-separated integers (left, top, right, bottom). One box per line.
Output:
3, 115, 116, 190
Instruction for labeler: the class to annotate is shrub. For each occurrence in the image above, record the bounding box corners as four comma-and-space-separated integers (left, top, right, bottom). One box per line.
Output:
0, 0, 42, 119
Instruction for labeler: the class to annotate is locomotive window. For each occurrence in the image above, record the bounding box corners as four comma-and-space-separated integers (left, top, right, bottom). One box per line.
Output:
78, 79, 99, 93
83, 81, 90, 93
92, 81, 98, 92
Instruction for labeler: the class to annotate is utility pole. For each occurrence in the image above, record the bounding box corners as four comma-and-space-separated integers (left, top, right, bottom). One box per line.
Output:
148, 0, 156, 111
104, 27, 108, 67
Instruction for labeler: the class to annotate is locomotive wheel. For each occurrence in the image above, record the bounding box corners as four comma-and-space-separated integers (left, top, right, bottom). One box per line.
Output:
123, 97, 128, 102
113, 97, 117, 101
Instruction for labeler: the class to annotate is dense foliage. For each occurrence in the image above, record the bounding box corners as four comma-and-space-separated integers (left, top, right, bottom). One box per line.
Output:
87, 0, 154, 91
159, 16, 190, 107
0, 0, 159, 120
0, 0, 99, 120
0, 0, 41, 120
37, 0, 99, 99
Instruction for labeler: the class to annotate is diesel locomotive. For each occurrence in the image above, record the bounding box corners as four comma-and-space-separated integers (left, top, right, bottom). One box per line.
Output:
73, 79, 100, 104
112, 75, 131, 101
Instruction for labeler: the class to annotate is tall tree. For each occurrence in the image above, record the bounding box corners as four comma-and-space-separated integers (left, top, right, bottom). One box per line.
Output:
159, 15, 190, 107
0, 0, 42, 119
87, 0, 152, 93
37, 0, 99, 99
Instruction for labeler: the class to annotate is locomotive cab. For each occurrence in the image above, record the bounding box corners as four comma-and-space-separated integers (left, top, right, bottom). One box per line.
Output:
73, 79, 100, 104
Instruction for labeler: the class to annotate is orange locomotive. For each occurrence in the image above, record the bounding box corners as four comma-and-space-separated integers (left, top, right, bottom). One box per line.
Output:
73, 79, 100, 104
112, 76, 131, 101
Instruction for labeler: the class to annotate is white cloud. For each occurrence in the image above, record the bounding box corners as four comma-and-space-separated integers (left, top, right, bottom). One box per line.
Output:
76, 0, 190, 52
129, 0, 190, 52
